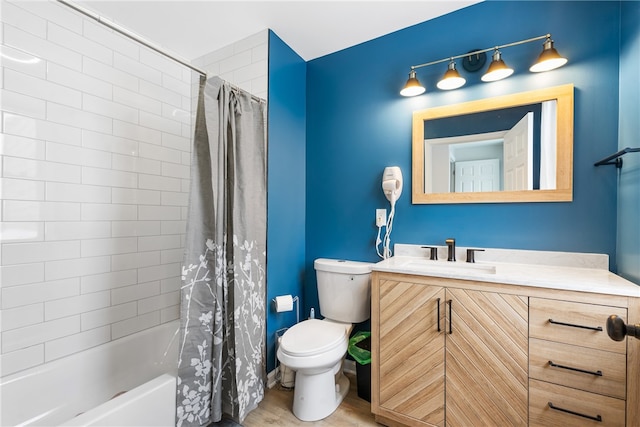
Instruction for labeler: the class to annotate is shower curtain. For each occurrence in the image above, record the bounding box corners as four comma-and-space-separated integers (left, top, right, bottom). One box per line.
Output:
176, 76, 267, 426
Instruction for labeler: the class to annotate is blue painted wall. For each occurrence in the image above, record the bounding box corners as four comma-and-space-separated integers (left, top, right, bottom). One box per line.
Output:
266, 31, 306, 371
265, 1, 638, 373
303, 1, 623, 315
617, 1, 640, 284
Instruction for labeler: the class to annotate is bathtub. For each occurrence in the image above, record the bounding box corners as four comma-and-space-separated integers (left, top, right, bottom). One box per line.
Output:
62, 374, 176, 426
0, 320, 179, 426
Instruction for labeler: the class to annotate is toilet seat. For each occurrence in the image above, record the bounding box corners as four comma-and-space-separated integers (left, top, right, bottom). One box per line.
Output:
280, 319, 347, 357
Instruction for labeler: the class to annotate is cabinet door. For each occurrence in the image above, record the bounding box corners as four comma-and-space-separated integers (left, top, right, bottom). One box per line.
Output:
378, 279, 445, 427
445, 289, 528, 427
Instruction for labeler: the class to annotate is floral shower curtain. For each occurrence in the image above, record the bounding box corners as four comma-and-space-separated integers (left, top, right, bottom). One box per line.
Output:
176, 76, 267, 426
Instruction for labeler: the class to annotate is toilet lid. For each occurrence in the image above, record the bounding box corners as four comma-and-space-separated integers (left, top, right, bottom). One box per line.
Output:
280, 319, 347, 356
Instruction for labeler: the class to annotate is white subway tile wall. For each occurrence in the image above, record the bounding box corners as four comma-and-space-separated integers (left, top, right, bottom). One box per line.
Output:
0, 1, 268, 378
192, 30, 269, 100
0, 0, 195, 377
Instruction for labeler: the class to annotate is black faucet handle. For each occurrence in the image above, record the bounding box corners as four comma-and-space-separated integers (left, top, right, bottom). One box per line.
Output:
466, 248, 485, 263
421, 246, 438, 260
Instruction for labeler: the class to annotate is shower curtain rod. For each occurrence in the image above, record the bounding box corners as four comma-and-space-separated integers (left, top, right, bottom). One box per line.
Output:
57, 0, 265, 103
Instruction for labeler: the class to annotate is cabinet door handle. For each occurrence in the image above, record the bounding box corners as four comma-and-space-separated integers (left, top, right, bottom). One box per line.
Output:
548, 318, 603, 332
548, 402, 602, 422
548, 360, 603, 376
436, 298, 441, 332
448, 299, 453, 334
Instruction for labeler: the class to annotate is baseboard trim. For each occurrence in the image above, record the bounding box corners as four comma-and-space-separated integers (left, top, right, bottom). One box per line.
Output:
266, 367, 279, 389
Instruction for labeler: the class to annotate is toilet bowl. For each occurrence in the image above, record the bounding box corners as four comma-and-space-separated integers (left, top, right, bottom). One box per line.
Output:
277, 258, 373, 421
277, 319, 351, 421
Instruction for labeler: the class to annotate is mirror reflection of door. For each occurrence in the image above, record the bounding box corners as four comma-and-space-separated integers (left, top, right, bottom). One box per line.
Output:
427, 133, 505, 193
423, 101, 559, 194
454, 159, 501, 192
503, 112, 534, 191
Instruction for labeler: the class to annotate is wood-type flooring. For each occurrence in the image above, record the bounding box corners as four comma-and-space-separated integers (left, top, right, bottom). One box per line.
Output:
243, 372, 381, 426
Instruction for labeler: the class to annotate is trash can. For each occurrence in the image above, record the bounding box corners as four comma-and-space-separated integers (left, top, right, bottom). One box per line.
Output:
348, 331, 371, 402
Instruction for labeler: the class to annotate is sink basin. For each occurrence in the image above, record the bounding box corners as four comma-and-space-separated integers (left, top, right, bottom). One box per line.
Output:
403, 260, 497, 275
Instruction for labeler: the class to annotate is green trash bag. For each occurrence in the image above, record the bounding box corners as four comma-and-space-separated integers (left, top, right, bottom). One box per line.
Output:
348, 331, 371, 365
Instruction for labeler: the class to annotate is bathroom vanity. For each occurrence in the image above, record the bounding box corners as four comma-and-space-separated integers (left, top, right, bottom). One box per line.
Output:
370, 245, 640, 427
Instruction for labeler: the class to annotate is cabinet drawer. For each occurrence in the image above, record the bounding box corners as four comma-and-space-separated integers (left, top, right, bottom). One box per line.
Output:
530, 338, 626, 399
530, 298, 626, 353
530, 379, 625, 427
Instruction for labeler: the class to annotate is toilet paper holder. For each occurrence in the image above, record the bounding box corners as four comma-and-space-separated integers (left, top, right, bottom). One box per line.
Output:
272, 295, 299, 324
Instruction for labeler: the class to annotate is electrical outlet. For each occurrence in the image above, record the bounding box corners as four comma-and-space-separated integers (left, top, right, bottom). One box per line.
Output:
376, 209, 387, 227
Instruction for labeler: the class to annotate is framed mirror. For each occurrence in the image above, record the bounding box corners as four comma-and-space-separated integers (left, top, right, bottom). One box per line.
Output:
412, 84, 574, 204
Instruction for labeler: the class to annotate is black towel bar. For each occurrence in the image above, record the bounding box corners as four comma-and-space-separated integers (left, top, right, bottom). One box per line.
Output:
594, 147, 640, 169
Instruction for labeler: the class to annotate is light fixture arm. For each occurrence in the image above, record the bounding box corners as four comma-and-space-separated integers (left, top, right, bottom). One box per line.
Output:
409, 34, 551, 71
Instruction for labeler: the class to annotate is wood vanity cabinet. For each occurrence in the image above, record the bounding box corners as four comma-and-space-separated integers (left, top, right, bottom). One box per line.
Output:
371, 272, 528, 427
371, 271, 640, 427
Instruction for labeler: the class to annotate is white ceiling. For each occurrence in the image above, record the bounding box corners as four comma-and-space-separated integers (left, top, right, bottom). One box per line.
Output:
76, 1, 481, 62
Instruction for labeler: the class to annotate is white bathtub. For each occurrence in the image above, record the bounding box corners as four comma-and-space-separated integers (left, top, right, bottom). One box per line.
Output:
0, 320, 179, 426
62, 374, 176, 426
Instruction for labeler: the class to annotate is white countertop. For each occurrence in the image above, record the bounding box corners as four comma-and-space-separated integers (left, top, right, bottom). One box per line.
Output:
372, 245, 640, 298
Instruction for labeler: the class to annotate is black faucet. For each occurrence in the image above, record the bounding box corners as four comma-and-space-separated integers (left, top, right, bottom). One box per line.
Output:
421, 246, 438, 260
446, 238, 456, 262
466, 248, 485, 263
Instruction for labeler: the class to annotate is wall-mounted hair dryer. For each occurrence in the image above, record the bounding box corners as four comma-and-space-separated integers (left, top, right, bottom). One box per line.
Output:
377, 166, 403, 260
382, 166, 403, 206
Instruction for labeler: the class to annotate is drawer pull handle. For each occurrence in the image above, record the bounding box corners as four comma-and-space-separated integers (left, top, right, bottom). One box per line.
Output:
448, 299, 453, 334
548, 402, 602, 422
548, 318, 603, 332
548, 360, 603, 376
436, 298, 441, 332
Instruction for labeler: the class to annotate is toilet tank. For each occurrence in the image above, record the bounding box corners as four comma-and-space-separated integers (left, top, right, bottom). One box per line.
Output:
314, 258, 373, 323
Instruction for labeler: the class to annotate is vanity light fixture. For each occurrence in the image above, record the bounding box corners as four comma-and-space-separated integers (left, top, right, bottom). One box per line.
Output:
399, 69, 426, 96
436, 60, 466, 90
529, 36, 568, 72
400, 33, 567, 96
481, 49, 514, 82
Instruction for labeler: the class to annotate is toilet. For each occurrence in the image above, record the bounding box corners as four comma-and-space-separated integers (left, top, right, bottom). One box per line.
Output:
277, 258, 373, 421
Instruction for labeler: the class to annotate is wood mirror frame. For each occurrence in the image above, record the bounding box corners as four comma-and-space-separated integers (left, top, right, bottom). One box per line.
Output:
412, 84, 574, 204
